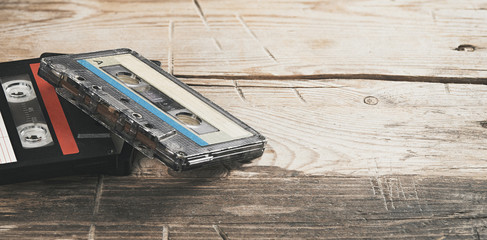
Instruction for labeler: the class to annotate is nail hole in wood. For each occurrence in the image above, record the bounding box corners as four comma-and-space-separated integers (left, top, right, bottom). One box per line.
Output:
455, 44, 476, 52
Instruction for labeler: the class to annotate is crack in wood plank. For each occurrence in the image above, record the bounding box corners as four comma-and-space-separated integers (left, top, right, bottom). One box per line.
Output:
412, 178, 423, 214
192, 0, 209, 29
213, 225, 230, 240
386, 178, 395, 210
293, 88, 307, 103
162, 225, 169, 240
192, 0, 222, 51
235, 13, 278, 63
263, 47, 278, 63
88, 224, 95, 240
376, 177, 389, 211
397, 177, 407, 200
369, 177, 377, 195
474, 227, 481, 240
87, 175, 104, 239
212, 38, 223, 51
233, 80, 246, 102
93, 175, 104, 216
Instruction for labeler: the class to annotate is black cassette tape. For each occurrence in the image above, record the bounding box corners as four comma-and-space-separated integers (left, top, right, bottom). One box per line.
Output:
39, 49, 266, 171
0, 54, 136, 184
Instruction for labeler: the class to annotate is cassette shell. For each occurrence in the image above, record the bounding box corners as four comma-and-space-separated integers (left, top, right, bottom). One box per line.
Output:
39, 49, 266, 171
0, 54, 135, 184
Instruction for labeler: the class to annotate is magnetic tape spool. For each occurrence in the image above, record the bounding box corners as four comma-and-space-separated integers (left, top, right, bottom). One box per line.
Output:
1, 76, 54, 148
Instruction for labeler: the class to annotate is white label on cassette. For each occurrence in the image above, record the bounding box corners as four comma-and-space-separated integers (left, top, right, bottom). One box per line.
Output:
81, 54, 253, 145
0, 112, 17, 164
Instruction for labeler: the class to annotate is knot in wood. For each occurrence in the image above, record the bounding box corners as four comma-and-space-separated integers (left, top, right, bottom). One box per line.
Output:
364, 96, 379, 105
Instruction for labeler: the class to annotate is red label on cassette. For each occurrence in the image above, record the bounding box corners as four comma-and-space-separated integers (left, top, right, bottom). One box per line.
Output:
30, 63, 79, 155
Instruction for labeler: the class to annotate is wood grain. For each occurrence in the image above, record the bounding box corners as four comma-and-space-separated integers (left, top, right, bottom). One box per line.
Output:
1, 171, 486, 239
0, 0, 486, 80
1, 0, 487, 239
178, 78, 487, 177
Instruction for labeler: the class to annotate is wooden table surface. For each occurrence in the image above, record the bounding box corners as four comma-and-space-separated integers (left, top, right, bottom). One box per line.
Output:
1, 0, 487, 239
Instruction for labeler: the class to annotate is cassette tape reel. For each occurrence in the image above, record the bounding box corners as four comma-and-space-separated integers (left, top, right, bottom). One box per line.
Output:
1, 76, 54, 148
39, 49, 266, 171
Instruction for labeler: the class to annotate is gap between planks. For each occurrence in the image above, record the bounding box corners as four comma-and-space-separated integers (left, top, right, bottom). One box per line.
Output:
89, 175, 104, 240
175, 73, 487, 85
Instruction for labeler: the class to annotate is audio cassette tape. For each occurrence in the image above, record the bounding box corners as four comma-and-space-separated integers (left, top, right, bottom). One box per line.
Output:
39, 48, 266, 171
0, 54, 136, 184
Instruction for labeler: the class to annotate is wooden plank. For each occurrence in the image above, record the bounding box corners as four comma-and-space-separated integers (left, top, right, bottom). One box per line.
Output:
175, 78, 487, 177
0, 176, 97, 239
1, 1, 487, 239
0, 0, 486, 81
1, 171, 486, 239
1, 78, 485, 239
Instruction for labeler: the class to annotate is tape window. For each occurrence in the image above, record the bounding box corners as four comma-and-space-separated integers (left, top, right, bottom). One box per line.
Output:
79, 54, 253, 145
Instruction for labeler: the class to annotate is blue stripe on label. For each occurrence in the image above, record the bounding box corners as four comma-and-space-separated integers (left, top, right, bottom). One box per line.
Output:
77, 59, 208, 146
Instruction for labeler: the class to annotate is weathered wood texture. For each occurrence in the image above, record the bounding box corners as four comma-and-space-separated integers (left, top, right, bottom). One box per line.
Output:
1, 170, 487, 239
0, 0, 486, 80
1, 0, 487, 239
189, 79, 487, 177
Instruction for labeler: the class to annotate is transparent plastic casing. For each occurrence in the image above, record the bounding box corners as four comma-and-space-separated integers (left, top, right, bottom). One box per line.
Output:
39, 49, 265, 171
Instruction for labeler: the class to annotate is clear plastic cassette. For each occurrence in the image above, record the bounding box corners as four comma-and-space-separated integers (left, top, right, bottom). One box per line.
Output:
39, 49, 266, 171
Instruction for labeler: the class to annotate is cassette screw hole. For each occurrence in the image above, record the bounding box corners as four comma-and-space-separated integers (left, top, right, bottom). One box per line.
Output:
132, 113, 142, 119
176, 151, 187, 159
144, 123, 154, 129
120, 98, 130, 103
176, 112, 202, 126
92, 85, 102, 90
76, 76, 85, 81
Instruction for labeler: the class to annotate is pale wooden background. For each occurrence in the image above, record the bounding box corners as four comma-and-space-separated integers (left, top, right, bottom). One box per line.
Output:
1, 0, 487, 239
